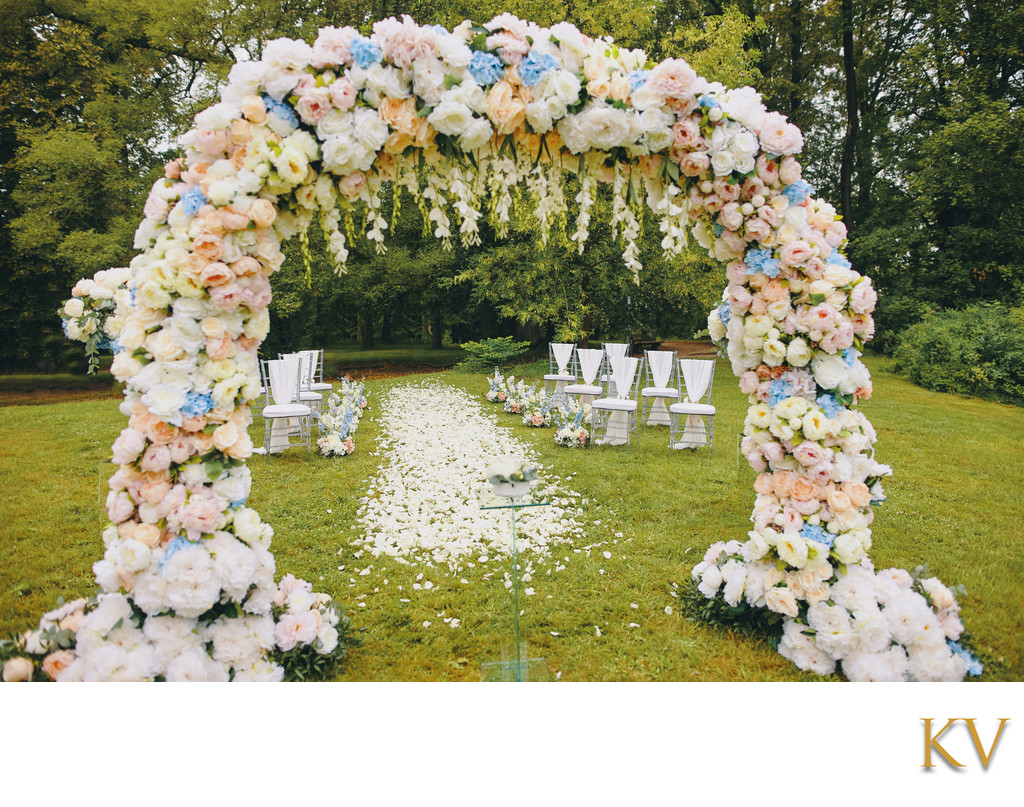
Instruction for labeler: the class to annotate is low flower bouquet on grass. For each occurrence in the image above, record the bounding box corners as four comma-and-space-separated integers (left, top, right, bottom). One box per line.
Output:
502, 378, 539, 415
553, 405, 591, 448
316, 379, 368, 457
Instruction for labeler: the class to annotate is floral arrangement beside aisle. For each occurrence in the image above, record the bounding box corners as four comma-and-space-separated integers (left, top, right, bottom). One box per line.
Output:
60, 266, 134, 373
485, 368, 505, 402
502, 378, 539, 415
553, 404, 591, 448
316, 378, 368, 456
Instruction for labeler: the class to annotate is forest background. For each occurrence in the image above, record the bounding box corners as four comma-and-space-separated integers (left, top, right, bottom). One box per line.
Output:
1, 0, 1020, 377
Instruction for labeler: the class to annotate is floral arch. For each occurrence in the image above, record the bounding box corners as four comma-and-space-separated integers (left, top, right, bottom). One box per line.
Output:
24, 14, 978, 682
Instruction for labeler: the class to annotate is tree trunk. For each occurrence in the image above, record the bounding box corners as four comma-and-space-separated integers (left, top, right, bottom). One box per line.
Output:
840, 0, 858, 229
430, 312, 442, 350
359, 305, 374, 348
381, 305, 393, 344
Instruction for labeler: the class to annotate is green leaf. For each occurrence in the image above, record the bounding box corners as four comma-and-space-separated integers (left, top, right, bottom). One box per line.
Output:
443, 74, 461, 90
205, 458, 225, 482
472, 32, 488, 51
810, 293, 826, 305
415, 105, 433, 118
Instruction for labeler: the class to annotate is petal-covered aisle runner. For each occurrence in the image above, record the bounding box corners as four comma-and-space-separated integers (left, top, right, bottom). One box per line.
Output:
349, 380, 586, 569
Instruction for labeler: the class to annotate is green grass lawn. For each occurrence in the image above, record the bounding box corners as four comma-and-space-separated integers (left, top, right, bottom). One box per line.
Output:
1, 355, 1021, 680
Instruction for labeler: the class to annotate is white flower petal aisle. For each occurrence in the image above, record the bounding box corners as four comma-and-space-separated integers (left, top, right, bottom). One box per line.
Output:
350, 381, 586, 568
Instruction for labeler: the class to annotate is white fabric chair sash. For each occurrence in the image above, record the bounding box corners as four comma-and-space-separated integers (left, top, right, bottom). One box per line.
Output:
677, 359, 714, 447
268, 358, 300, 405
577, 349, 603, 384
649, 352, 674, 389
609, 356, 639, 399
552, 343, 574, 376
604, 342, 628, 359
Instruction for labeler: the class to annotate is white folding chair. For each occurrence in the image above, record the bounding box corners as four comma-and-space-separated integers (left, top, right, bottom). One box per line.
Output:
669, 359, 716, 457
281, 351, 325, 415
258, 357, 312, 459
591, 355, 640, 449
641, 349, 679, 426
543, 343, 578, 395
563, 348, 605, 405
599, 342, 629, 397
301, 349, 333, 393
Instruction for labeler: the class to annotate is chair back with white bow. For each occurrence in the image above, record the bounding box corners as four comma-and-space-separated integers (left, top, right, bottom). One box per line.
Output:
599, 341, 629, 394
563, 348, 604, 404
669, 359, 717, 456
258, 357, 312, 460
591, 355, 641, 449
281, 351, 325, 414
640, 349, 679, 426
544, 342, 578, 394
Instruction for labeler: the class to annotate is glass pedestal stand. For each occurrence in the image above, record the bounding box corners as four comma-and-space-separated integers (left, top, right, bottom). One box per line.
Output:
478, 489, 553, 682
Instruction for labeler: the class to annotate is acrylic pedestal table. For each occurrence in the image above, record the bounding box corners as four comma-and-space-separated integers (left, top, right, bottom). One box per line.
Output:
477, 486, 553, 682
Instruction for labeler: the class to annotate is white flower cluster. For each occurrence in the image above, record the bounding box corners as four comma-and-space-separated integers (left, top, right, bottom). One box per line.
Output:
316, 379, 368, 456
692, 542, 978, 681
352, 381, 587, 567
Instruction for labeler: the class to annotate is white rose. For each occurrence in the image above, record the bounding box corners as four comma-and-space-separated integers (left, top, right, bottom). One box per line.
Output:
459, 117, 494, 151
428, 101, 475, 136
64, 298, 85, 318
811, 353, 847, 391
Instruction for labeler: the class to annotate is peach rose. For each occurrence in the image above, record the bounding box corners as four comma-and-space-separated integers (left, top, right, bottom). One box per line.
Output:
378, 96, 431, 144
212, 421, 240, 452
223, 429, 254, 460
826, 486, 853, 513
338, 172, 366, 199
192, 232, 224, 261
773, 470, 795, 498
789, 476, 817, 501
486, 80, 526, 135
248, 199, 277, 228
780, 240, 814, 267
147, 420, 178, 445
754, 473, 775, 495
206, 335, 235, 360
679, 151, 710, 177
230, 256, 261, 277
134, 522, 162, 548
2, 657, 34, 682
843, 481, 872, 508
241, 95, 267, 123
192, 431, 215, 453
181, 415, 207, 433
41, 650, 75, 681
218, 208, 250, 231
164, 159, 183, 180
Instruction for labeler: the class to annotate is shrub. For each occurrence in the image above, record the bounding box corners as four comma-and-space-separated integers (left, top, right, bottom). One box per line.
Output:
456, 336, 532, 371
892, 304, 1024, 405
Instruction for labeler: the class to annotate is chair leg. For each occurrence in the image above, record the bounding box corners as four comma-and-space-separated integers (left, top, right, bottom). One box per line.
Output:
264, 417, 271, 462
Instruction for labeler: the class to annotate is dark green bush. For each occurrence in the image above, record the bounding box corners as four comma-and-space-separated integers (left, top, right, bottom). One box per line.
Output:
456, 336, 532, 371
892, 304, 1024, 405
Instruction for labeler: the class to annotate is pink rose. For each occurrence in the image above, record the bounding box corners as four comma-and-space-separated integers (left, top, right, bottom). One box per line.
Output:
755, 154, 780, 185
679, 151, 710, 177
112, 428, 147, 464
164, 159, 182, 180
851, 313, 875, 337
647, 58, 698, 111
762, 441, 785, 466
143, 194, 169, 222
194, 129, 227, 156
672, 118, 703, 149
231, 256, 260, 277
808, 304, 839, 332
757, 204, 779, 228
138, 477, 172, 505
726, 261, 748, 285
106, 490, 135, 523
758, 111, 804, 155
806, 462, 834, 486
727, 284, 753, 314
338, 171, 366, 199
210, 282, 243, 312
741, 176, 767, 200
780, 507, 803, 532
206, 335, 235, 360
826, 220, 848, 247
712, 177, 741, 203
140, 444, 172, 473
328, 78, 357, 111
739, 371, 760, 394
744, 218, 771, 243
850, 280, 877, 314
218, 209, 250, 231
778, 156, 802, 185
719, 202, 743, 231
311, 25, 355, 68
793, 441, 830, 467
780, 240, 814, 267
168, 437, 193, 465
295, 86, 331, 125
274, 611, 319, 651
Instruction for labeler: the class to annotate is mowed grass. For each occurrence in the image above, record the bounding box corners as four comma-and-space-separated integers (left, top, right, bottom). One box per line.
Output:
0, 354, 1021, 681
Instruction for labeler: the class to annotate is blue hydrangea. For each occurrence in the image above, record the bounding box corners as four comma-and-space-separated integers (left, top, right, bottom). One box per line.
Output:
947, 640, 984, 677
816, 393, 843, 419
699, 95, 719, 108
626, 69, 649, 91
351, 36, 382, 69
230, 498, 248, 510
519, 50, 558, 87
745, 247, 781, 279
469, 50, 504, 85
713, 223, 725, 237
767, 379, 789, 407
181, 391, 214, 417
801, 523, 834, 548
716, 302, 731, 327
828, 248, 851, 270
262, 94, 298, 128
842, 347, 859, 367
428, 25, 448, 35
783, 179, 813, 205
181, 186, 207, 216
